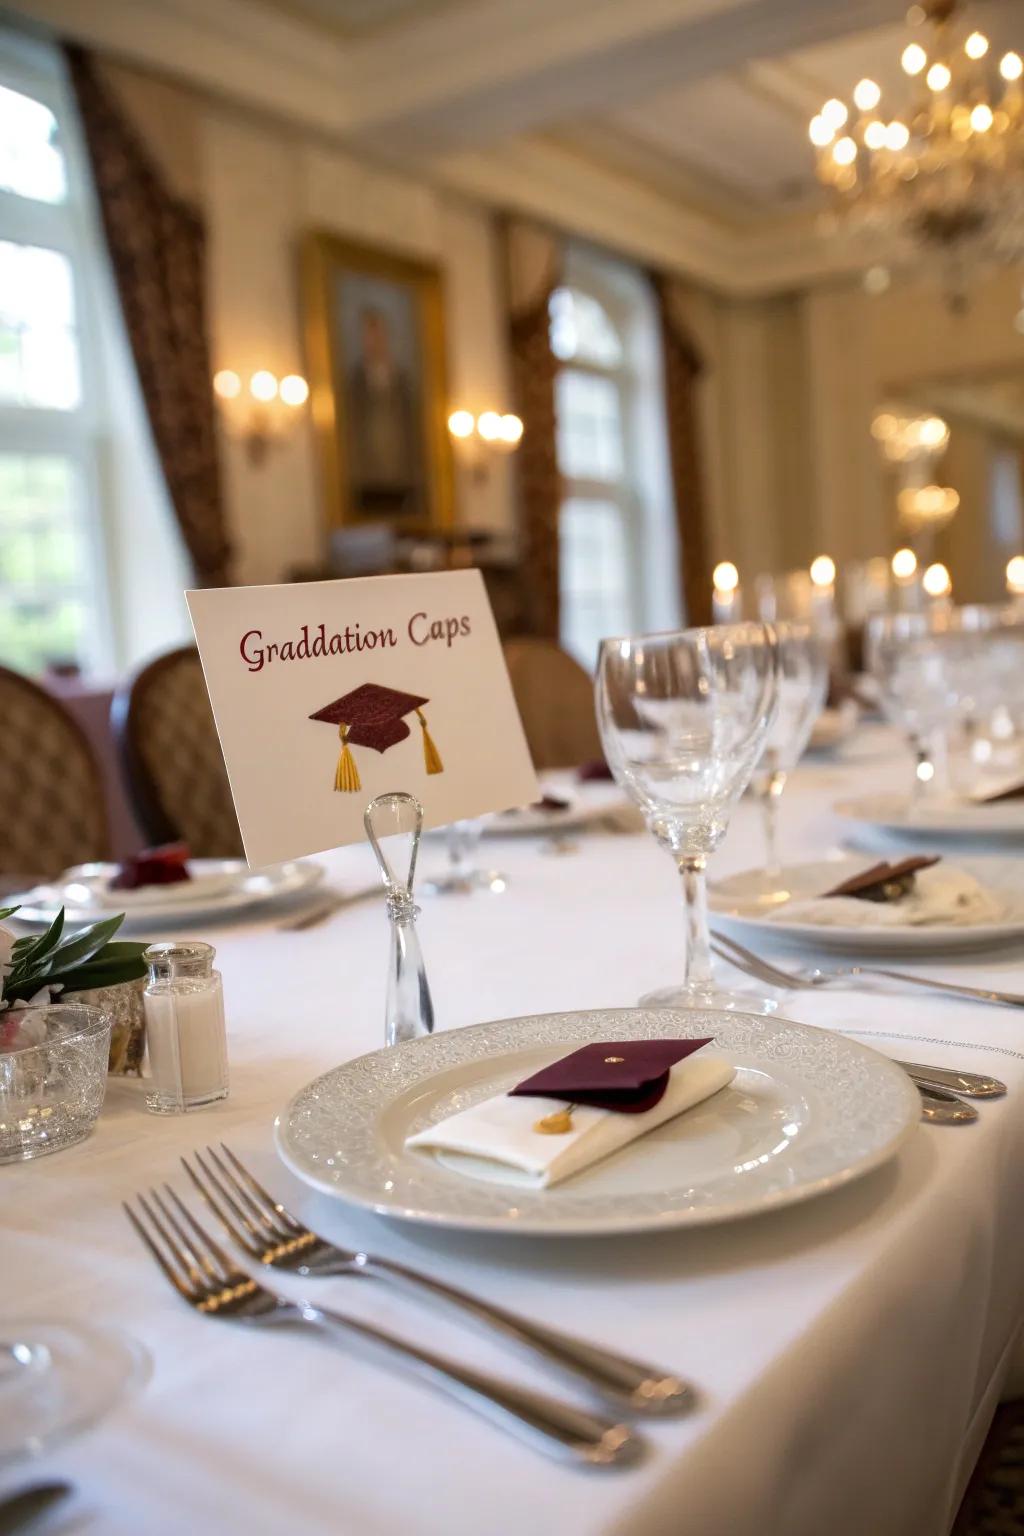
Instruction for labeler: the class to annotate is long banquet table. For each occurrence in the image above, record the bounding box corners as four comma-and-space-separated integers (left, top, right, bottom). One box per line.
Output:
7, 726, 1024, 1536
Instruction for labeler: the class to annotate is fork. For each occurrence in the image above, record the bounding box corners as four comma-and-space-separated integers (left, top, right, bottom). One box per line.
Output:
710, 935, 1006, 1102
125, 1186, 641, 1467
710, 926, 1024, 1009
181, 1145, 689, 1416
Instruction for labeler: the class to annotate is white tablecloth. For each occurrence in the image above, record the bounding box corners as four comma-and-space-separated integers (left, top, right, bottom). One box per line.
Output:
7, 728, 1024, 1536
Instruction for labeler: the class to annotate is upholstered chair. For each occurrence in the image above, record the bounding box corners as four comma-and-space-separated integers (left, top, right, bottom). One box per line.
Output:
113, 646, 244, 858
502, 638, 604, 770
0, 665, 110, 878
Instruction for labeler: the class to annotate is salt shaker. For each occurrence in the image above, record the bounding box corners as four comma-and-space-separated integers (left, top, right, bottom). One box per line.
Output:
142, 941, 229, 1114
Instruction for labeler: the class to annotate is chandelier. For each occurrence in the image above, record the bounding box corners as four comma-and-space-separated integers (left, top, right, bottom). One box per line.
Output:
809, 1, 1024, 307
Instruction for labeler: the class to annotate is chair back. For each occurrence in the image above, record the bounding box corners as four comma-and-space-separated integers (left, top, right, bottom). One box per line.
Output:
502, 639, 603, 770
113, 646, 243, 858
0, 666, 110, 877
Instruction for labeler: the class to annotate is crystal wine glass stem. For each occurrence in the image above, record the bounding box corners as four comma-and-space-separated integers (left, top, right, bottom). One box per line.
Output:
760, 764, 787, 880
385, 901, 434, 1048
678, 855, 713, 987
911, 728, 949, 801
447, 820, 481, 882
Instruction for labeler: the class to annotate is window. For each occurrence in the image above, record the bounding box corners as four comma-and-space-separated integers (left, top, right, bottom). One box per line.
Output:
551, 251, 680, 671
0, 57, 108, 675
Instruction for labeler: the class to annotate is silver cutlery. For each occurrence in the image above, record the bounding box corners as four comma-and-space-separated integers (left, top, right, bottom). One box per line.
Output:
710, 936, 1001, 1119
125, 1187, 641, 1468
181, 1144, 689, 1417
890, 1061, 1006, 1099
0, 1482, 71, 1535
711, 928, 1024, 1008
915, 1082, 978, 1125
277, 886, 377, 931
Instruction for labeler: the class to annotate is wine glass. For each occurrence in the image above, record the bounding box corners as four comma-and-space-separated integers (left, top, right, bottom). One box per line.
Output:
596, 623, 779, 1009
866, 610, 974, 802
748, 622, 829, 898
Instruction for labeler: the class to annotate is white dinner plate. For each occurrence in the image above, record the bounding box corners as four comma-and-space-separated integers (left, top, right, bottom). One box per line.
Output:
72, 862, 239, 909
7, 857, 324, 929
487, 780, 630, 836
835, 791, 1024, 841
275, 1007, 917, 1236
709, 856, 1024, 954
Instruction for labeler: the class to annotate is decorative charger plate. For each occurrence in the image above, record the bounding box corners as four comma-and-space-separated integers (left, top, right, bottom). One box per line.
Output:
710, 856, 1024, 954
275, 1007, 918, 1237
7, 858, 324, 929
835, 792, 1024, 840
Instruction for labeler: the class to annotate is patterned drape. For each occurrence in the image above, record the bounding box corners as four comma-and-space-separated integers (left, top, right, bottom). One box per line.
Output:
65, 46, 231, 586
504, 218, 563, 638
651, 271, 712, 627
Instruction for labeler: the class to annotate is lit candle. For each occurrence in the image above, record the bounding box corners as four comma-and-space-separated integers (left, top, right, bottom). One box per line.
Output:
922, 561, 952, 608
890, 546, 921, 611
712, 561, 740, 623
809, 554, 837, 629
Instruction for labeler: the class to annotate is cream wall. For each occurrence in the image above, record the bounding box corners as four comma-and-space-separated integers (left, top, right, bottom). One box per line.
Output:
108, 64, 515, 587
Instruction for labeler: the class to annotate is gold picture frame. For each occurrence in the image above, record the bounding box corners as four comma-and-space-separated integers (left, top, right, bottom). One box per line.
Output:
302, 230, 454, 536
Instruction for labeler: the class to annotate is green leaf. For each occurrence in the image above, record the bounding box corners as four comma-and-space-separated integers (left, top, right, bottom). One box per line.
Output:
46, 913, 126, 972
0, 905, 20, 922
52, 955, 147, 993
19, 907, 64, 967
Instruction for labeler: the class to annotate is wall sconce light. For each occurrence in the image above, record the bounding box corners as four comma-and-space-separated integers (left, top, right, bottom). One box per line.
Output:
447, 409, 523, 482
1006, 555, 1024, 597
213, 368, 310, 466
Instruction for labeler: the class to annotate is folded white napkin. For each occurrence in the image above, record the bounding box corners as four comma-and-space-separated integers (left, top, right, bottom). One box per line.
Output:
771, 863, 1004, 929
405, 1053, 736, 1189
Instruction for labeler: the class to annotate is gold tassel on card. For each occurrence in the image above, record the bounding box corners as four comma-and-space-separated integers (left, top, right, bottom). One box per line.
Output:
334, 723, 361, 793
416, 709, 444, 776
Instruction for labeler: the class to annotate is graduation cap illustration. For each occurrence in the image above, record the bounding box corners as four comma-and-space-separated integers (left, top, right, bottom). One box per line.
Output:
309, 682, 444, 793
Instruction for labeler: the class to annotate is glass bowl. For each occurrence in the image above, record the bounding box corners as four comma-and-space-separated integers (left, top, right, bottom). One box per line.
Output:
0, 1004, 112, 1164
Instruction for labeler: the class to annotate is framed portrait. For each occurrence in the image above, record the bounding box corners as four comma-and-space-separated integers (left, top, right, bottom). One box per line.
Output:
302, 231, 453, 536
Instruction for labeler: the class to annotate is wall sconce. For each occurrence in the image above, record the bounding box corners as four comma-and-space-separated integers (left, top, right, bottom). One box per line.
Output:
447, 409, 523, 482
213, 368, 309, 466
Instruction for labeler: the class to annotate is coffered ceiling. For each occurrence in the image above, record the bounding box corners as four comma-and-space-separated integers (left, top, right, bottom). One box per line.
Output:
6, 0, 1020, 291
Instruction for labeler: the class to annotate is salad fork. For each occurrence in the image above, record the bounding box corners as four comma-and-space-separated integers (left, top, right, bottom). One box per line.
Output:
181, 1145, 690, 1416
124, 1186, 641, 1467
711, 927, 1024, 1009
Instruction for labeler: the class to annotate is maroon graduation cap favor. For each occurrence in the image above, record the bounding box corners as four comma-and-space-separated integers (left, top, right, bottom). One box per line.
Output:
510, 1038, 715, 1116
309, 682, 444, 793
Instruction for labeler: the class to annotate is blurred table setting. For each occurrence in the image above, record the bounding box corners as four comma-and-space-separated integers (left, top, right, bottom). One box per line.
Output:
6, 585, 1024, 1536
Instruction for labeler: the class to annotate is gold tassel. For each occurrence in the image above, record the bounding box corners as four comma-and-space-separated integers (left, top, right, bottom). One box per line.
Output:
416, 708, 443, 776
334, 723, 361, 793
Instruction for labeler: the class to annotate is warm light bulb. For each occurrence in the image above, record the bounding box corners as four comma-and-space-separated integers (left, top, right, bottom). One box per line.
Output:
864, 120, 888, 150
922, 562, 951, 597
213, 369, 241, 400
249, 370, 278, 402
853, 78, 881, 111
477, 411, 503, 442
713, 561, 739, 594
821, 98, 849, 130
810, 554, 836, 588
920, 415, 949, 446
927, 62, 951, 91
447, 409, 475, 439
499, 413, 524, 444
1007, 555, 1024, 594
891, 547, 918, 580
809, 114, 835, 147
885, 120, 910, 150
279, 373, 309, 407
1001, 52, 1023, 82
965, 31, 989, 60
902, 43, 927, 76
970, 102, 994, 133
833, 136, 858, 166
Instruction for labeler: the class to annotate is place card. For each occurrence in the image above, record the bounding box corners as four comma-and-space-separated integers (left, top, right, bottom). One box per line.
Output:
187, 570, 538, 865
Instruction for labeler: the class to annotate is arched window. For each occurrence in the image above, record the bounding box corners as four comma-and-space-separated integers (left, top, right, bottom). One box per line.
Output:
550, 250, 679, 670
